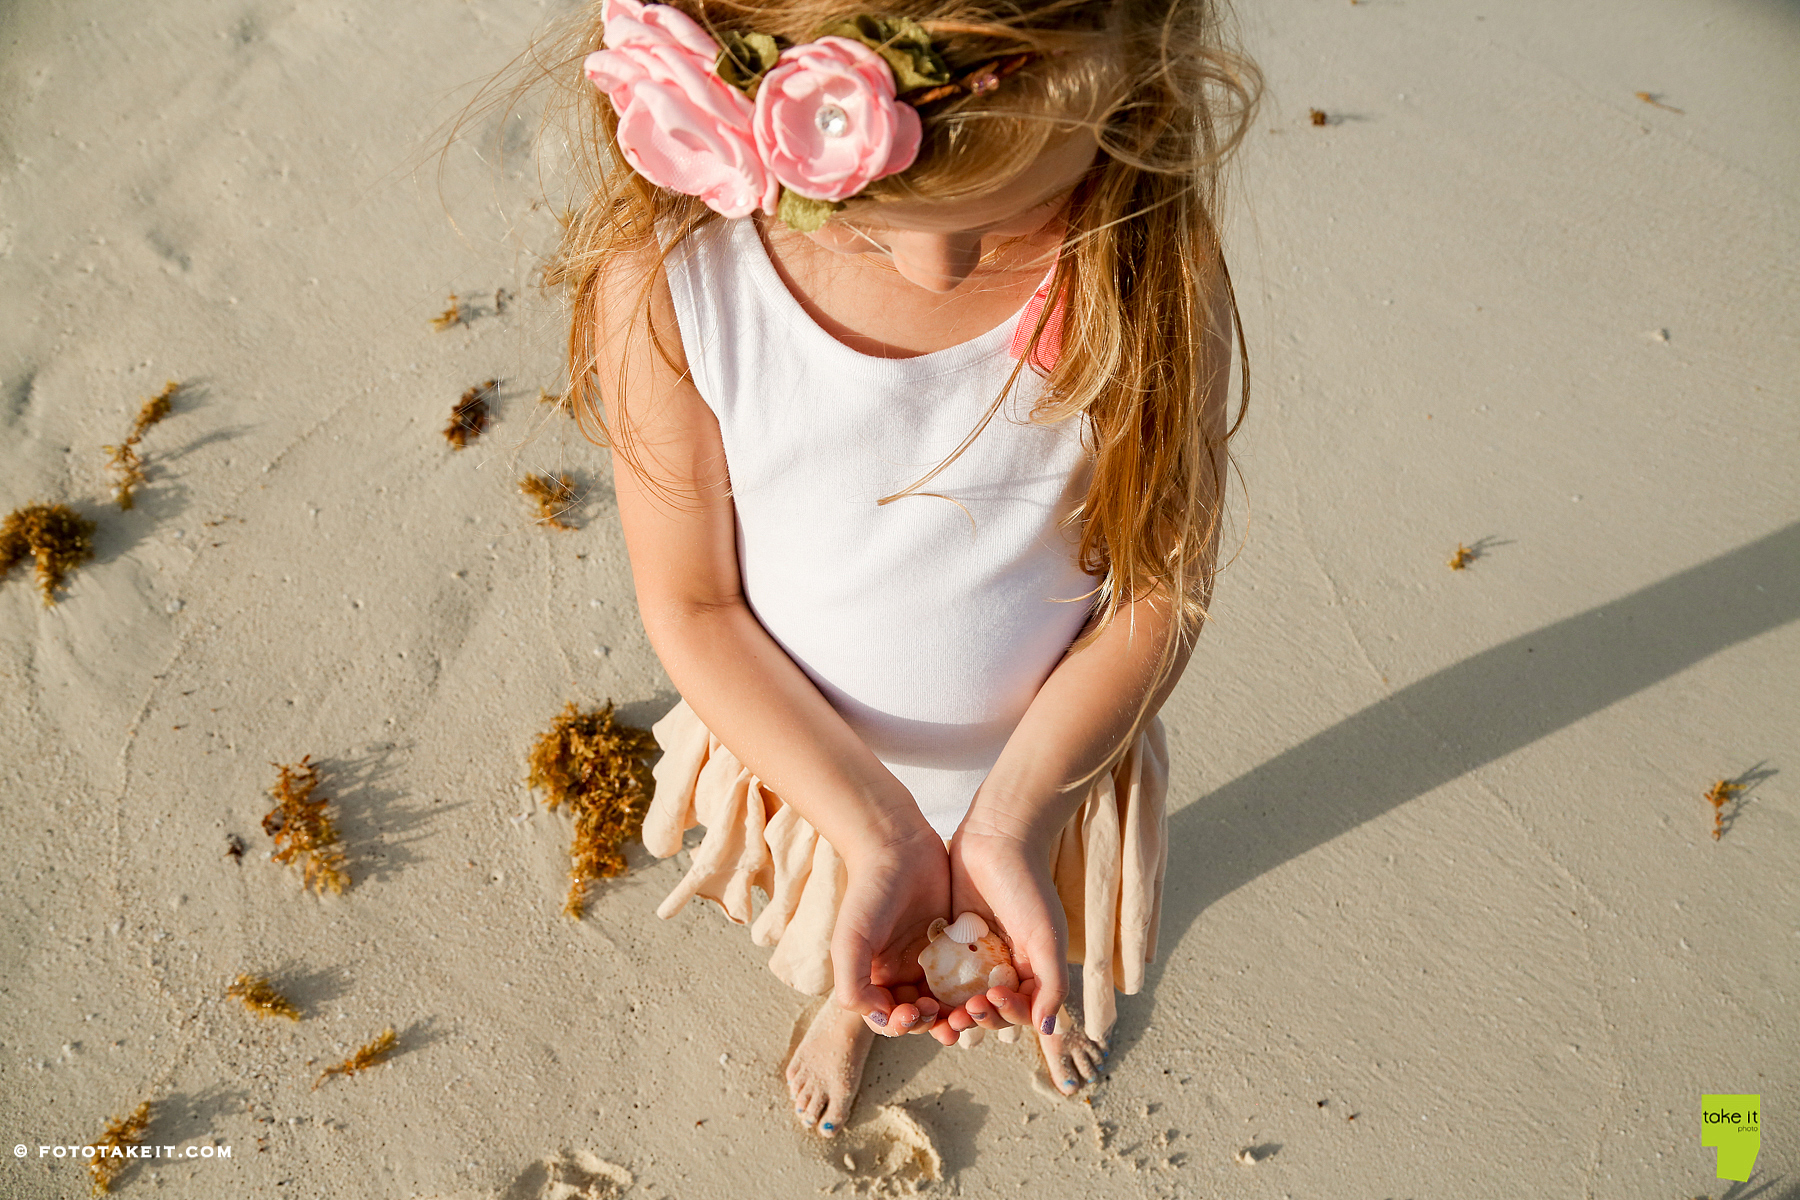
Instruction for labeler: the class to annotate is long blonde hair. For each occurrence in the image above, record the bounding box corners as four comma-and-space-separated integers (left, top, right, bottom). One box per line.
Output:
539, 0, 1259, 771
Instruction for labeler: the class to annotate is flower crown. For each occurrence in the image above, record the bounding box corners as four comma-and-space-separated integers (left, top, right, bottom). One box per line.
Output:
585, 0, 1032, 231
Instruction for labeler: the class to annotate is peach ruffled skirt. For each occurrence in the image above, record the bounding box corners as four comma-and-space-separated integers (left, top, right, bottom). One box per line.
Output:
641, 699, 1169, 1042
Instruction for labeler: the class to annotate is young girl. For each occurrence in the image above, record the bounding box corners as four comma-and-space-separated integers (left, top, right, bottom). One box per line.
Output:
547, 0, 1257, 1138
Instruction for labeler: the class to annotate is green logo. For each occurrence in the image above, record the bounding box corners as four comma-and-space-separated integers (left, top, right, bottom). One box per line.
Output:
1701, 1094, 1761, 1182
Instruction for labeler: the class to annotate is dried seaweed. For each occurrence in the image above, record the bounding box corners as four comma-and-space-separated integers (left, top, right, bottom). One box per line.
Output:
444, 379, 496, 449
104, 380, 179, 509
1308, 108, 1328, 126
314, 1027, 396, 1090
1635, 91, 1684, 114
520, 473, 579, 530
88, 1100, 151, 1195
1704, 778, 1742, 841
227, 973, 301, 1020
1, 502, 97, 605
538, 386, 575, 419
430, 293, 468, 331
528, 702, 660, 917
1448, 543, 1476, 570
261, 756, 349, 894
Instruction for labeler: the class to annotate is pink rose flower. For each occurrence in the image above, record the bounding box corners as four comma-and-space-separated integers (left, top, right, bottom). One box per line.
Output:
751, 36, 921, 202
584, 0, 776, 219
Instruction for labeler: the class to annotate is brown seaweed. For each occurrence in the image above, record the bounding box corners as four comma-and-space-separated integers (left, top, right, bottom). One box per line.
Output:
444, 380, 496, 449
1308, 108, 1328, 126
313, 1027, 396, 1090
430, 293, 468, 331
528, 702, 660, 918
261, 756, 349, 894
226, 973, 301, 1020
1704, 778, 1742, 841
88, 1100, 151, 1195
1448, 543, 1476, 570
104, 380, 179, 509
1, 502, 97, 605
520, 473, 579, 530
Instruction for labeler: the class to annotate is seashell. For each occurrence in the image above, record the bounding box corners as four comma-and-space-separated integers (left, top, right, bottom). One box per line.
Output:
917, 911, 1020, 1010
943, 913, 989, 943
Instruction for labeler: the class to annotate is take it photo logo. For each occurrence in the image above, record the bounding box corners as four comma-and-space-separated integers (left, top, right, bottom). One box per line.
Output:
1701, 1094, 1761, 1183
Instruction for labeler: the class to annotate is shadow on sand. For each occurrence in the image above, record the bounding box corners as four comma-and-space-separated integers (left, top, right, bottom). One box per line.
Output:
1157, 520, 1800, 956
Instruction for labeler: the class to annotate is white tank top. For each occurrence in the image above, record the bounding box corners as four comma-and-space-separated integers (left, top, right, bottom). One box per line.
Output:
661, 216, 1096, 839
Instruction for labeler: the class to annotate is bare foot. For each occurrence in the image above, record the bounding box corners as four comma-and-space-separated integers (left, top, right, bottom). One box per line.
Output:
785, 1001, 874, 1138
1037, 1006, 1106, 1096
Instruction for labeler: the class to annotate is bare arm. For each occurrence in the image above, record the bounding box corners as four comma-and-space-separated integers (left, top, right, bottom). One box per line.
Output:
594, 238, 946, 1030
940, 261, 1235, 1041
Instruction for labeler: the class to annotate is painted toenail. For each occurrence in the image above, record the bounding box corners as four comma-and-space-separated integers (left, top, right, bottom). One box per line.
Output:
868, 1011, 887, 1027
1064, 1079, 1077, 1087
821, 1123, 834, 1131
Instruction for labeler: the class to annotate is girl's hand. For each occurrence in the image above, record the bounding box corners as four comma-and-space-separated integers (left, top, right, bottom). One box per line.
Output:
831, 828, 951, 1038
933, 826, 1067, 1044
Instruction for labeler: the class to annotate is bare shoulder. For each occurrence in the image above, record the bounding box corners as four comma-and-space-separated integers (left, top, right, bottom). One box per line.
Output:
592, 233, 691, 398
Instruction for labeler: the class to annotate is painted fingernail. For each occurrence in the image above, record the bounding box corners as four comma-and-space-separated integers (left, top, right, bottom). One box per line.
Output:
1041, 1015, 1056, 1035
868, 1011, 887, 1027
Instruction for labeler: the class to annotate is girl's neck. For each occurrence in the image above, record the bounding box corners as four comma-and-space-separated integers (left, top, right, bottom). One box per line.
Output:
754, 214, 1062, 360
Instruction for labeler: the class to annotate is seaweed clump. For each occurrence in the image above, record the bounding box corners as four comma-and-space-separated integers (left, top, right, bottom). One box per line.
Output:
1448, 543, 1475, 570
1, 502, 97, 605
520, 472, 579, 530
88, 1100, 152, 1195
314, 1027, 396, 1090
226, 973, 301, 1020
444, 379, 496, 449
528, 702, 660, 917
261, 756, 349, 894
430, 293, 468, 331
1704, 778, 1743, 841
104, 380, 178, 509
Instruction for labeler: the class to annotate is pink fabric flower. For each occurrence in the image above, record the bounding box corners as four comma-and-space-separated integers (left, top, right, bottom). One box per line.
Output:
584, 0, 776, 219
751, 36, 921, 202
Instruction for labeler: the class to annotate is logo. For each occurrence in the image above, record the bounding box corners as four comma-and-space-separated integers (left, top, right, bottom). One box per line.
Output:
1702, 1094, 1761, 1182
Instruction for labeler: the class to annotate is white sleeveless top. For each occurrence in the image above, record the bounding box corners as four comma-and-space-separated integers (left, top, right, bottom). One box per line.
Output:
662, 217, 1096, 839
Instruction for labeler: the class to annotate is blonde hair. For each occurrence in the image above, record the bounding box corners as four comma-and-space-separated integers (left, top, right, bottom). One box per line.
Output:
538, 0, 1259, 772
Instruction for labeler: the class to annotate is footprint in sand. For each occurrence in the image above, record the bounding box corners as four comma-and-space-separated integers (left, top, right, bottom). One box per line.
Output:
510, 1149, 633, 1200
830, 1105, 943, 1193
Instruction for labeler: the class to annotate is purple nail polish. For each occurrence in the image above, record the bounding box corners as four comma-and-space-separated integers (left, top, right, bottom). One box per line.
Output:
869, 1011, 888, 1027
1041, 1015, 1056, 1035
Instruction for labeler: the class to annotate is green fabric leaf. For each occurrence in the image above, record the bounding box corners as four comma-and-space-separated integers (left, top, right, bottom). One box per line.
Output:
812, 15, 950, 92
777, 189, 845, 233
715, 30, 781, 99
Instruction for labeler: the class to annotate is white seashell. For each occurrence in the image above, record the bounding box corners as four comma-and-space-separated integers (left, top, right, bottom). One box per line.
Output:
917, 915, 1020, 1009
943, 912, 989, 944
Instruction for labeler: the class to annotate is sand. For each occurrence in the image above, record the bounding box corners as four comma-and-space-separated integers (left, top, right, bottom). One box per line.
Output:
2, 0, 1795, 1196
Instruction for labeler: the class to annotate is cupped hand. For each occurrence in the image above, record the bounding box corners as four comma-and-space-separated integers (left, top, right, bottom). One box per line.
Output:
830, 828, 951, 1037
930, 826, 1068, 1045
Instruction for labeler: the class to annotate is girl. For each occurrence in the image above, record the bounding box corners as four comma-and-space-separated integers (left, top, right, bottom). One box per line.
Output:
547, 0, 1257, 1138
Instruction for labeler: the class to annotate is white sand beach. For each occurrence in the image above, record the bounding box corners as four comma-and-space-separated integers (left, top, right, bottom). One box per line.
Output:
2, 0, 1795, 1196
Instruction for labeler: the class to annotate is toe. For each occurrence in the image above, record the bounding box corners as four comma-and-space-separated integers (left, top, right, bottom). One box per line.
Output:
819, 1092, 852, 1138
